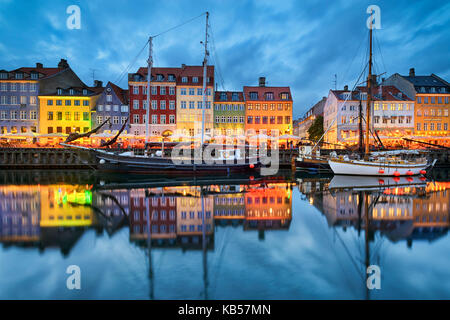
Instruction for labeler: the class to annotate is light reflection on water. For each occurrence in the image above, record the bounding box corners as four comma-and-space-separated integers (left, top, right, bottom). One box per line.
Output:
0, 170, 449, 299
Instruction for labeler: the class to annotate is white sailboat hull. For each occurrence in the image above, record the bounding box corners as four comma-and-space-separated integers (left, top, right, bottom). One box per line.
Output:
328, 159, 429, 176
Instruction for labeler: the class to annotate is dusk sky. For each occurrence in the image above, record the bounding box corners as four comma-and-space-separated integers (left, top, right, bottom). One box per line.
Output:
1, 0, 449, 118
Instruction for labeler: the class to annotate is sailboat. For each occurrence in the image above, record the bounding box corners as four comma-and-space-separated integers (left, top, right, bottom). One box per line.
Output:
63, 13, 260, 175
328, 20, 434, 177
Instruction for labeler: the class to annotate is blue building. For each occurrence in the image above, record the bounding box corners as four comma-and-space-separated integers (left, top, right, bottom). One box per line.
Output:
92, 81, 129, 134
0, 60, 67, 134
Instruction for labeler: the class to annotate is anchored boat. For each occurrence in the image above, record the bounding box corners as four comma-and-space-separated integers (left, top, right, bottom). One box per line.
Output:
328, 20, 434, 177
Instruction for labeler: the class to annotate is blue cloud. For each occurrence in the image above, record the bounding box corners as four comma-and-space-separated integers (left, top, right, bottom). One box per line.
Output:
0, 0, 448, 118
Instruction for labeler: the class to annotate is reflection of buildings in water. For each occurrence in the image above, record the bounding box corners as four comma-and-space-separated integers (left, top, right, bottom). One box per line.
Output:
129, 188, 178, 245
319, 182, 450, 244
0, 184, 96, 255
93, 189, 130, 236
213, 187, 245, 228
176, 187, 214, 250
0, 185, 40, 243
244, 183, 292, 233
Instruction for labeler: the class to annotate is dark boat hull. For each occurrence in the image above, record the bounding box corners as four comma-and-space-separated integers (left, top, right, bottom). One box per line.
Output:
95, 151, 260, 175
295, 158, 331, 172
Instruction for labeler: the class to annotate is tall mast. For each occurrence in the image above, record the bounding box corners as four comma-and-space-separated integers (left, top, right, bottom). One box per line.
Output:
365, 21, 373, 158
200, 12, 209, 148
146, 37, 153, 147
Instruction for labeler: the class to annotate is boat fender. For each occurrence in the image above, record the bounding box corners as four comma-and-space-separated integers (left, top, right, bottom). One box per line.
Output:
393, 171, 400, 176
378, 169, 384, 174
99, 159, 106, 164
420, 170, 426, 175
406, 170, 413, 176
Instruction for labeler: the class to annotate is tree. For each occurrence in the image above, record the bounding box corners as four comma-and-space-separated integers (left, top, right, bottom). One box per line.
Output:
307, 115, 324, 142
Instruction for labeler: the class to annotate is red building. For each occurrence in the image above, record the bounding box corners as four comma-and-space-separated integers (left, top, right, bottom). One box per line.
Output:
128, 67, 180, 136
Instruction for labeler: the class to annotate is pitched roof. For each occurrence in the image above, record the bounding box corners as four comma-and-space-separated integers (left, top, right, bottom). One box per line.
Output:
214, 91, 244, 102
401, 74, 450, 93
0, 67, 64, 80
131, 65, 214, 86
243, 86, 292, 101
331, 85, 412, 102
108, 81, 128, 104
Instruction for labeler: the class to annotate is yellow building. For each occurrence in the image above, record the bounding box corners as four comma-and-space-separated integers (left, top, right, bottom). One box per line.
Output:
39, 87, 101, 135
39, 184, 95, 227
176, 65, 214, 136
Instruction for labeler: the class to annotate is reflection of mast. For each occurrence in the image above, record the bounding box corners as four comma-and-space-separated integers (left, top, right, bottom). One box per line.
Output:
364, 192, 370, 300
201, 187, 209, 300
146, 195, 154, 300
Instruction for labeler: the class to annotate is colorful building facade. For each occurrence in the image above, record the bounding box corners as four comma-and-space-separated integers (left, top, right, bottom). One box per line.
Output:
0, 62, 64, 134
128, 67, 179, 136
243, 78, 293, 136
92, 81, 129, 134
383, 69, 450, 141
213, 91, 245, 136
176, 65, 214, 136
38, 67, 102, 135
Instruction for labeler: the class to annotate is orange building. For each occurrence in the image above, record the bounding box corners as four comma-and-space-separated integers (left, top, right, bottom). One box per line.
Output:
244, 77, 293, 136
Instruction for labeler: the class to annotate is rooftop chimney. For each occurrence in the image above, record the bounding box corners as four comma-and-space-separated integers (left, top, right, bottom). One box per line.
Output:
36, 62, 43, 69
409, 68, 415, 77
94, 80, 103, 88
259, 77, 266, 87
58, 59, 69, 69
344, 85, 348, 91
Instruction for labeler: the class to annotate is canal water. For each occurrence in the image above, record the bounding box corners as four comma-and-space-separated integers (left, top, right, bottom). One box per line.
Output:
0, 169, 449, 299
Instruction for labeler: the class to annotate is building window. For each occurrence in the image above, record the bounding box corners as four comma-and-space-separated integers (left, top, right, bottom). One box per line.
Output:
169, 87, 175, 95
189, 88, 195, 95
133, 100, 139, 109
152, 114, 157, 124
180, 88, 186, 95
160, 86, 166, 95
182, 77, 188, 83
160, 115, 166, 124
133, 114, 139, 124
47, 112, 53, 120
151, 100, 157, 110
160, 100, 166, 109
74, 112, 80, 121
97, 116, 103, 124
169, 115, 175, 124
113, 116, 119, 124
151, 86, 157, 95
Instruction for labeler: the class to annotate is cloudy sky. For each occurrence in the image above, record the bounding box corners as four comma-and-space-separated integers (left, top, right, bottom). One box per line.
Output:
0, 0, 449, 118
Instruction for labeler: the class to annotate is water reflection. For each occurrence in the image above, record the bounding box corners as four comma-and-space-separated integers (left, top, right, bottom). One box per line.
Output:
0, 170, 449, 299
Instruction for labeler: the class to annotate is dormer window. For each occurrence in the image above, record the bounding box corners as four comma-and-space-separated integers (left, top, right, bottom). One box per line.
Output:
69, 89, 74, 95
250, 92, 258, 100
232, 93, 238, 101
193, 77, 198, 83
360, 92, 367, 100
134, 74, 140, 81
397, 92, 402, 98
281, 93, 289, 100
265, 92, 274, 100
420, 87, 425, 93
431, 87, 435, 93
182, 76, 188, 83
206, 77, 210, 83
57, 88, 62, 95
31, 73, 38, 80
0, 72, 7, 79
83, 89, 87, 96
157, 74, 163, 81
15, 73, 23, 80
220, 93, 227, 101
